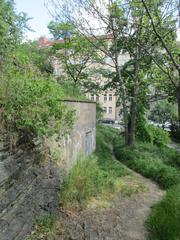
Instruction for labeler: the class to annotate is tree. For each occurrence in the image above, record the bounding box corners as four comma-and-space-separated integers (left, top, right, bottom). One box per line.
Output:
48, 21, 75, 39
0, 1, 72, 146
140, 0, 180, 130
149, 100, 178, 125
0, 0, 30, 66
0, 0, 31, 115
17, 41, 54, 75
48, 22, 102, 92
46, 0, 130, 143
46, 0, 179, 145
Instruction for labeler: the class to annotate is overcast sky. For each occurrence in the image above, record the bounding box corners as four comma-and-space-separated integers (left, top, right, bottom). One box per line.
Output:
14, 0, 53, 40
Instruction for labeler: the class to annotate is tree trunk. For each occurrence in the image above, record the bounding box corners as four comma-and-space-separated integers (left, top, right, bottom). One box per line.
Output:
114, 47, 128, 145
122, 94, 128, 145
177, 84, 180, 130
127, 93, 137, 145
116, 69, 128, 145
127, 46, 140, 146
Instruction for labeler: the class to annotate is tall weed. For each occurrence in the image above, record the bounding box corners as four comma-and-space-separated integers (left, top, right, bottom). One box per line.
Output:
146, 184, 180, 240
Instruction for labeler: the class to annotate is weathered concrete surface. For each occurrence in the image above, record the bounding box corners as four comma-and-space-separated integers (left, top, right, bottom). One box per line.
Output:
46, 100, 96, 171
63, 100, 96, 167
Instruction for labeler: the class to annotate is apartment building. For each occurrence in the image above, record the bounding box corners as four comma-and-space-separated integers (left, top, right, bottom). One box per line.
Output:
86, 91, 118, 121
39, 36, 129, 122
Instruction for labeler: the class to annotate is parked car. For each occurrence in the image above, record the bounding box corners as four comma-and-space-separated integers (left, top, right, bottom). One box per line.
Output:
148, 120, 163, 128
163, 121, 171, 132
148, 120, 172, 132
99, 118, 115, 124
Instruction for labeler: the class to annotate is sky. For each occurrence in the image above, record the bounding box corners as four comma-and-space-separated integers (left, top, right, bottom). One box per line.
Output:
14, 0, 180, 42
14, 0, 53, 40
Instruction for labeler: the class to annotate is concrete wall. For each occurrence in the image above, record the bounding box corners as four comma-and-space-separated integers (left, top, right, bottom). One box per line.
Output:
47, 100, 96, 171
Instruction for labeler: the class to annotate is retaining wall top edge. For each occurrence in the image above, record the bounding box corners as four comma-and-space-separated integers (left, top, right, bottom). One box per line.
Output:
61, 99, 96, 104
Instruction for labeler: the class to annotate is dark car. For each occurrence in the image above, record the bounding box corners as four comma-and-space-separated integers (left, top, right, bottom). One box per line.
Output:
100, 118, 115, 124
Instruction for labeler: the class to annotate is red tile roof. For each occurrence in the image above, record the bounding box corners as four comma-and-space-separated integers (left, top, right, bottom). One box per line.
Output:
39, 36, 65, 47
39, 34, 113, 47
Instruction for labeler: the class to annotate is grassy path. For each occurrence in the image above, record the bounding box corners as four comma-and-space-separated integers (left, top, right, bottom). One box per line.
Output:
29, 125, 180, 240
52, 172, 164, 240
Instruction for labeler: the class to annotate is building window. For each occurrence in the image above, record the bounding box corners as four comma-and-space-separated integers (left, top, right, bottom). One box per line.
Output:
109, 107, 112, 114
96, 95, 99, 101
104, 94, 107, 101
109, 94, 112, 101
103, 107, 107, 113
91, 94, 94, 101
54, 67, 60, 76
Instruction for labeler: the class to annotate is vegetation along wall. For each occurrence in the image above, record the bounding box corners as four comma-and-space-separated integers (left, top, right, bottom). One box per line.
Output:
0, 100, 96, 240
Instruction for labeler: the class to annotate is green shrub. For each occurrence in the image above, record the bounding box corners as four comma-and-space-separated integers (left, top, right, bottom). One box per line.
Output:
146, 184, 180, 240
0, 74, 75, 139
59, 80, 87, 100
136, 119, 154, 143
114, 142, 180, 189
150, 125, 170, 147
136, 120, 170, 147
171, 154, 180, 168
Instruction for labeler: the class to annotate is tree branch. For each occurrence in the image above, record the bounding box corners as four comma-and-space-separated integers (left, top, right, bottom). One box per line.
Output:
141, 0, 180, 73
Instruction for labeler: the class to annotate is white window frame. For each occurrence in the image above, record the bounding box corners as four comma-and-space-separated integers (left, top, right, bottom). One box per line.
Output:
109, 107, 112, 114
109, 94, 112, 101
91, 94, 94, 101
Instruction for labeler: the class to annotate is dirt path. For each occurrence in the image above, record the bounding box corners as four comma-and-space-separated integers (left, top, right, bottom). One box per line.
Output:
54, 173, 164, 240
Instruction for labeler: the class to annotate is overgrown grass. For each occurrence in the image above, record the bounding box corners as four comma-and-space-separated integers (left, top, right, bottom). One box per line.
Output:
60, 125, 144, 209
114, 135, 180, 240
61, 155, 116, 208
25, 214, 57, 240
114, 141, 180, 189
95, 125, 130, 178
146, 184, 180, 240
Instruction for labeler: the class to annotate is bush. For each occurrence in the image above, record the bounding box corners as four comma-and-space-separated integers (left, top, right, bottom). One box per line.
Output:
146, 184, 180, 240
136, 120, 170, 147
150, 125, 170, 147
114, 142, 180, 189
148, 100, 178, 125
136, 118, 154, 143
0, 74, 75, 141
58, 80, 87, 100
